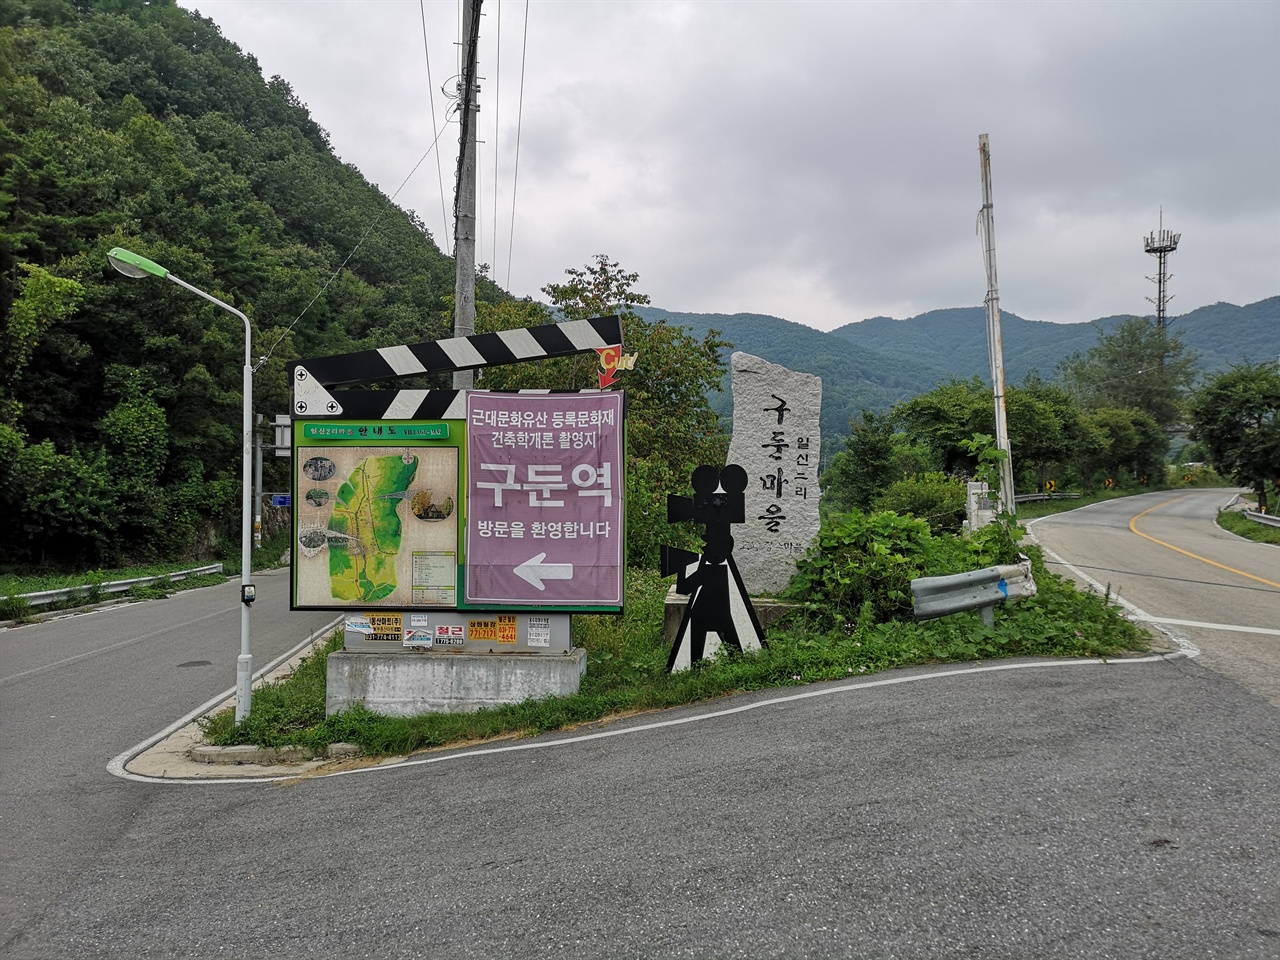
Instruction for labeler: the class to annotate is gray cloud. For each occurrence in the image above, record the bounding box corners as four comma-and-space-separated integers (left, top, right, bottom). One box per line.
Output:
183, 0, 1278, 329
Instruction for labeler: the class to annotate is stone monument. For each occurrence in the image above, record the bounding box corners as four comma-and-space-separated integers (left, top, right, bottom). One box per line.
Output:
724, 352, 822, 594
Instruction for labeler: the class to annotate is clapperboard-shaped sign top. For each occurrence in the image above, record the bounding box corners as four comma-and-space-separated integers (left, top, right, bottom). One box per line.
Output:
289, 316, 624, 419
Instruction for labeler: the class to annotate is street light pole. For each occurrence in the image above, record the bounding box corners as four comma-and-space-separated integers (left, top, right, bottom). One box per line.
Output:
107, 247, 257, 722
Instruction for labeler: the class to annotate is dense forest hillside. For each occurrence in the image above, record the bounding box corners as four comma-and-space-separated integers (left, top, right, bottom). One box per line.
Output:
0, 0, 505, 564
648, 298, 1279, 439
3, 0, 1275, 567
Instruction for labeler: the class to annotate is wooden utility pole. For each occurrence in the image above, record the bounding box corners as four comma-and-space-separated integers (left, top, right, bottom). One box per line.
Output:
977, 134, 1017, 517
452, 0, 483, 389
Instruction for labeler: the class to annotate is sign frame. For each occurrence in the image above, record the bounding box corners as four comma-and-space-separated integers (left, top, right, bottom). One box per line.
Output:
288, 400, 627, 616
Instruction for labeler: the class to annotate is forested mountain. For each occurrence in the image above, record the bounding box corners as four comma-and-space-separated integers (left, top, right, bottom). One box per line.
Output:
1, 0, 506, 564
634, 307, 952, 441
831, 298, 1280, 383
3, 0, 1275, 567
645, 297, 1279, 439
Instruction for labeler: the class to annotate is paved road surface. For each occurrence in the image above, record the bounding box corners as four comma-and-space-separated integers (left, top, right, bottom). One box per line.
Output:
1028, 488, 1279, 706
2, 499, 1278, 959
0, 568, 337, 947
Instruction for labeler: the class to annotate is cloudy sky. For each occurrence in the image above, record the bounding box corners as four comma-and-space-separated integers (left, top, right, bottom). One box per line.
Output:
179, 0, 1278, 331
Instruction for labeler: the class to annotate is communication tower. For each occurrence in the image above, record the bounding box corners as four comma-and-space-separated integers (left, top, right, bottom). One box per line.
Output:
1144, 209, 1180, 328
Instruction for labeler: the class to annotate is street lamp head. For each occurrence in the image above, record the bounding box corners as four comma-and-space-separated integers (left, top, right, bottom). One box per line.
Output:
107, 247, 168, 280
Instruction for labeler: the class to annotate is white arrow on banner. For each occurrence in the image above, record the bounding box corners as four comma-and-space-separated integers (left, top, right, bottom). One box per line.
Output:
514, 553, 574, 591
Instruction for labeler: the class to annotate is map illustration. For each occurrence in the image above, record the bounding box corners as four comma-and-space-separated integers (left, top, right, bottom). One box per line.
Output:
294, 443, 459, 609
327, 453, 418, 602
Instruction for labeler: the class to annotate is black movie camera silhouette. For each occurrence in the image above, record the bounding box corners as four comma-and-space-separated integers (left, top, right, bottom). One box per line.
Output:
661, 464, 767, 672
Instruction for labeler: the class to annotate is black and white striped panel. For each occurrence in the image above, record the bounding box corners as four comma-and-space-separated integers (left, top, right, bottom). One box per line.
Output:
290, 315, 623, 388
293, 388, 606, 421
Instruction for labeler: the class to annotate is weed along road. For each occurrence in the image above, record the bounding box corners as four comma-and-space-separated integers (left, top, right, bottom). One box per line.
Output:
1028, 488, 1280, 707
3, 519, 1280, 958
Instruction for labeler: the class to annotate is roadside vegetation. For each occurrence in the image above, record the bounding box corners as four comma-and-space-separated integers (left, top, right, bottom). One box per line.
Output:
0, 526, 292, 622
202, 514, 1148, 756
1217, 510, 1280, 546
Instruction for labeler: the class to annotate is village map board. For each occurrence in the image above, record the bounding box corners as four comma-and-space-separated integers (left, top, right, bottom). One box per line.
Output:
292, 421, 462, 610
290, 392, 626, 614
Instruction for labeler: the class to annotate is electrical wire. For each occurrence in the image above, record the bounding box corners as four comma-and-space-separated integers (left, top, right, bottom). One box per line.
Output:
504, 0, 529, 290
420, 0, 451, 251
254, 118, 454, 371
492, 0, 501, 276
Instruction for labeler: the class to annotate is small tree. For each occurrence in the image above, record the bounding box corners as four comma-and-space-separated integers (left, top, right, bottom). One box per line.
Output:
479, 256, 731, 567
820, 409, 896, 512
1188, 362, 1280, 511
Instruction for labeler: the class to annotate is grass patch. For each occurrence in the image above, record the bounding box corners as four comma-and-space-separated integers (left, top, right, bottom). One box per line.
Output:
0, 561, 218, 598
1013, 488, 1147, 521
1217, 510, 1280, 546
203, 538, 1148, 757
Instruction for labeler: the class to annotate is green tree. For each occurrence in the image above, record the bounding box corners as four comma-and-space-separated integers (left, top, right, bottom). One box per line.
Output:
891, 378, 1076, 486
891, 378, 987, 474
479, 255, 730, 566
1078, 407, 1167, 487
0, 0, 468, 564
1058, 316, 1199, 429
1, 262, 83, 425
820, 409, 895, 512
1188, 362, 1280, 511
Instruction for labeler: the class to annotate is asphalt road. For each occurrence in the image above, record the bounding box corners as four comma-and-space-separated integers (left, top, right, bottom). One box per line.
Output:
1027, 488, 1280, 706
0, 567, 337, 949
2, 497, 1278, 960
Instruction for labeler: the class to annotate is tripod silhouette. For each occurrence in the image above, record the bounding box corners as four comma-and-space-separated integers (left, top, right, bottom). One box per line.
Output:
661, 464, 767, 672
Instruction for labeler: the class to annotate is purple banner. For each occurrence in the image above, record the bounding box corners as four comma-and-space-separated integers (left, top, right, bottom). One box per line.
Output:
465, 393, 625, 607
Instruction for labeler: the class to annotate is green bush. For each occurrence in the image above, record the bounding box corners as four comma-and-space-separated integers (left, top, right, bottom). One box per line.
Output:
873, 472, 967, 533
0, 594, 33, 621
782, 510, 932, 623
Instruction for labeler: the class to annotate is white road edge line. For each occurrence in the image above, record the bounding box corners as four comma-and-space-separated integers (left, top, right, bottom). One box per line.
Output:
1024, 515, 1202, 659
1146, 618, 1280, 636
106, 616, 342, 785
108, 653, 1195, 788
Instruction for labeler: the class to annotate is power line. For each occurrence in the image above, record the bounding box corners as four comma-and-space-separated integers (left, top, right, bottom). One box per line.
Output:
419, 0, 451, 251
492, 0, 501, 276
255, 119, 454, 371
505, 0, 530, 290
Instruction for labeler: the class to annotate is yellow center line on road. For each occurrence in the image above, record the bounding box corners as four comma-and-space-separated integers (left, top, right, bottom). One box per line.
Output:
1129, 495, 1280, 589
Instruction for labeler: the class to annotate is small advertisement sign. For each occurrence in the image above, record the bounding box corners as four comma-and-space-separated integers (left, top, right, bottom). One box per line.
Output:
465, 392, 624, 609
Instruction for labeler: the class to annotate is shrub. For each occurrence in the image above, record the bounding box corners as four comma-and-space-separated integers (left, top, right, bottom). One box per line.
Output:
782, 509, 932, 623
873, 472, 966, 533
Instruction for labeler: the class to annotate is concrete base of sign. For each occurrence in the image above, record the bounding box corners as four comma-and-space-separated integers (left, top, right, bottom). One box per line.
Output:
663, 585, 797, 648
325, 648, 588, 717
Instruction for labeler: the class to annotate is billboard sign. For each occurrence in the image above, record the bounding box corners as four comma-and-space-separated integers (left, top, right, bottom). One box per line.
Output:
465, 392, 624, 608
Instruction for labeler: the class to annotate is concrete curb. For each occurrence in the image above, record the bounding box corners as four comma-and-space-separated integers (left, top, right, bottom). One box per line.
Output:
110, 616, 346, 782
188, 742, 363, 765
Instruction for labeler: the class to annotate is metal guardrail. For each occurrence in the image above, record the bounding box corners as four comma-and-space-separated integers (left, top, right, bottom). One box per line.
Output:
1014, 493, 1082, 504
10, 564, 225, 608
911, 556, 1037, 626
1243, 510, 1280, 529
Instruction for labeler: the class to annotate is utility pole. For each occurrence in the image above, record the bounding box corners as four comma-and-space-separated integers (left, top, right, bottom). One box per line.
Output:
1144, 208, 1180, 329
452, 0, 483, 389
977, 134, 1017, 517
